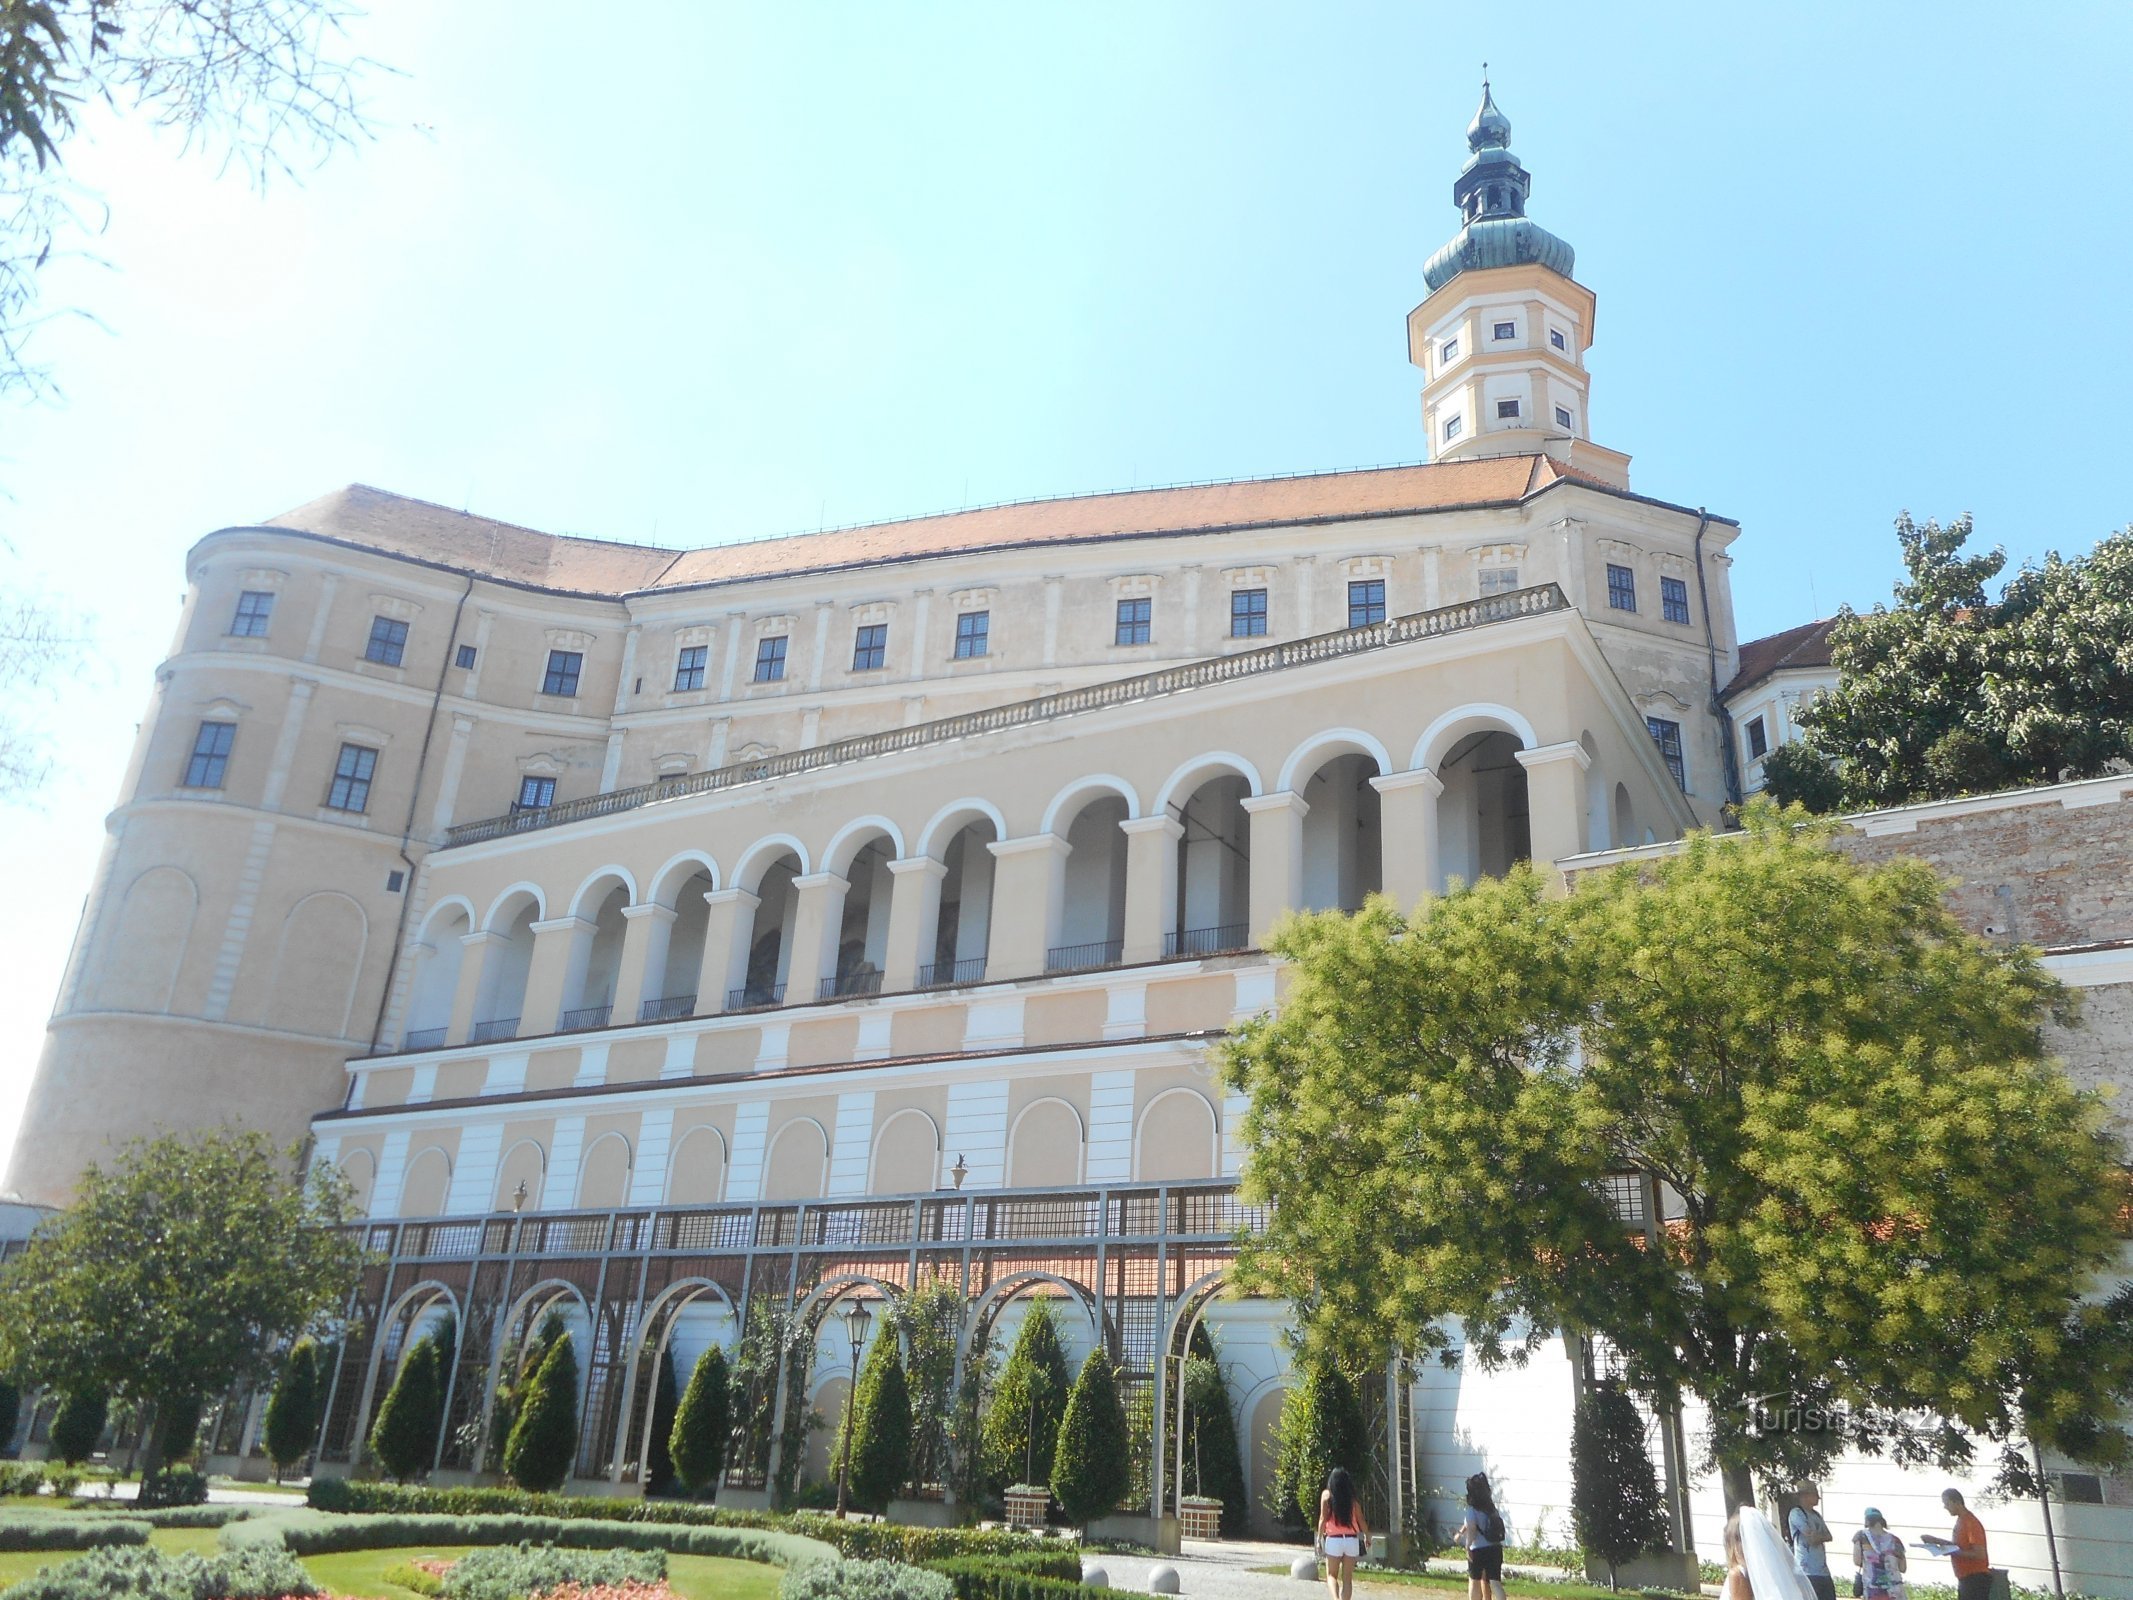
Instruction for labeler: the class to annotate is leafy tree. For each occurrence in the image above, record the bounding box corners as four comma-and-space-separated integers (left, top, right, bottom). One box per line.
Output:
1180, 1327, 1249, 1535
503, 1330, 580, 1491
48, 1388, 105, 1465
0, 1376, 19, 1455
1757, 741, 1845, 815
1051, 1351, 1129, 1527
981, 1301, 1071, 1491
1269, 1361, 1370, 1528
1787, 515, 2133, 809
894, 1279, 964, 1495
1226, 804, 2132, 1510
261, 1339, 322, 1480
668, 1344, 731, 1499
1572, 1380, 1670, 1585
159, 1389, 204, 1462
644, 1347, 680, 1497
845, 1329, 913, 1512
368, 1323, 450, 1482
0, 1130, 366, 1482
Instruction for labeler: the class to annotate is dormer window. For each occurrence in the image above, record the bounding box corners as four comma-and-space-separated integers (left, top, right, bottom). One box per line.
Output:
1441, 339, 1459, 363
1492, 321, 1516, 340
1550, 328, 1568, 351
1496, 399, 1522, 420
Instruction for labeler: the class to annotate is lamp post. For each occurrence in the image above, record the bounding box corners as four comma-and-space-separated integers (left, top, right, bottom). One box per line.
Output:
950, 1154, 968, 1190
833, 1298, 874, 1519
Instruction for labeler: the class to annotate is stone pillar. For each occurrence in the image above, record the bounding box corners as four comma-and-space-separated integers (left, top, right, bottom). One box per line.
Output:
524, 916, 595, 1035
612, 904, 676, 1025
882, 857, 947, 990
787, 872, 850, 1002
1120, 815, 1183, 964
1516, 740, 1593, 886
447, 930, 504, 1045
985, 834, 1072, 980
1372, 768, 1445, 912
697, 888, 760, 1013
1241, 791, 1309, 943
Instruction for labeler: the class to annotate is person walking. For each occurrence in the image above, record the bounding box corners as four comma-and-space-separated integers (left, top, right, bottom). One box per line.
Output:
1455, 1471, 1508, 1600
1788, 1483, 1837, 1600
1317, 1466, 1369, 1600
1727, 1508, 1818, 1600
1852, 1508, 1907, 1600
1928, 1489, 1990, 1600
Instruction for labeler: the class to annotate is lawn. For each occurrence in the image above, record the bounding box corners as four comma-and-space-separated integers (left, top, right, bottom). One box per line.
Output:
298, 1547, 783, 1600
0, 1526, 226, 1590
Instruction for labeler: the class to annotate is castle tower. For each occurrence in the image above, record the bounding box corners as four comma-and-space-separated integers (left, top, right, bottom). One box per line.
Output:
1409, 81, 1631, 487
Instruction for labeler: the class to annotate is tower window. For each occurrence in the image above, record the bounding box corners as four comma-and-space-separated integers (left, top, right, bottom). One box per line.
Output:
1441, 338, 1459, 363
515, 775, 556, 813
1492, 320, 1516, 340
852, 623, 888, 671
325, 743, 378, 814
1647, 718, 1686, 791
1607, 564, 1637, 612
1444, 413, 1463, 442
1348, 580, 1387, 629
753, 635, 788, 682
363, 615, 408, 667
1550, 328, 1568, 351
229, 590, 275, 638
1661, 576, 1691, 626
1231, 588, 1268, 638
673, 644, 708, 691
954, 610, 989, 659
1746, 716, 1769, 760
541, 649, 583, 697
455, 644, 478, 670
1480, 568, 1521, 596
1115, 597, 1152, 646
182, 720, 235, 790
1496, 398, 1522, 420
1555, 405, 1574, 430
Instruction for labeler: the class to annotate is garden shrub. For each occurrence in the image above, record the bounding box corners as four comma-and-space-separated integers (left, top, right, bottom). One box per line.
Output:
0, 1380, 19, 1455
0, 1542, 314, 1600
370, 1330, 449, 1483
0, 1463, 45, 1497
137, 1469, 209, 1510
43, 1473, 80, 1500
846, 1333, 913, 1512
438, 1542, 664, 1600
261, 1341, 323, 1480
380, 1566, 446, 1599
503, 1335, 579, 1492
0, 1516, 152, 1551
1048, 1354, 1126, 1527
980, 1305, 1069, 1495
777, 1558, 954, 1600
666, 1346, 729, 1499
922, 1558, 1111, 1600
99, 1508, 251, 1530
48, 1392, 107, 1468
223, 1509, 835, 1570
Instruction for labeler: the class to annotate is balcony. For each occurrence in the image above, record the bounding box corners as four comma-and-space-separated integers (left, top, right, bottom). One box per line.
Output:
1047, 938, 1124, 974
1164, 923, 1249, 958
916, 956, 987, 989
638, 993, 696, 1023
817, 970, 885, 1001
559, 1004, 612, 1033
469, 1017, 519, 1044
725, 982, 786, 1011
402, 1026, 447, 1051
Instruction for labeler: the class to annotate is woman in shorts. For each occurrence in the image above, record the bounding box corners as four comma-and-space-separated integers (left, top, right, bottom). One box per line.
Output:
1456, 1471, 1507, 1600
1317, 1466, 1368, 1600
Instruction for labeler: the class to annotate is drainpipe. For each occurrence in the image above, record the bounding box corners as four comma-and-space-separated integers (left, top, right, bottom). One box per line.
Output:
368, 576, 478, 1051
1691, 511, 1743, 811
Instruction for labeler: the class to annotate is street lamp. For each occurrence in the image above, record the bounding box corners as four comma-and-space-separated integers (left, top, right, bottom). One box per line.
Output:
832, 1298, 874, 1519
511, 1179, 528, 1214
950, 1154, 968, 1190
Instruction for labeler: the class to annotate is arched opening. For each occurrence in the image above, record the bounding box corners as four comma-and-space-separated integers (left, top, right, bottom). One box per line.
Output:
336, 1148, 377, 1216
924, 817, 999, 988
1436, 731, 1531, 888
562, 881, 630, 1031
646, 867, 714, 1021
1299, 752, 1384, 912
824, 831, 895, 1000
98, 866, 197, 1012
493, 1139, 545, 1213
666, 1125, 727, 1205
1171, 773, 1253, 956
870, 1109, 940, 1195
1135, 1090, 1218, 1182
398, 1146, 452, 1217
1612, 782, 1638, 851
403, 905, 469, 1049
734, 850, 802, 1010
1007, 1099, 1083, 1188
763, 1118, 828, 1202
1247, 1386, 1291, 1537
473, 892, 540, 1043
576, 1133, 632, 1209
1050, 794, 1128, 971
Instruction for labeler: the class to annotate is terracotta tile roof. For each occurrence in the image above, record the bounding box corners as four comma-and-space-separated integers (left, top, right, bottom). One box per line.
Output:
252, 455, 1629, 598
1722, 617, 1837, 700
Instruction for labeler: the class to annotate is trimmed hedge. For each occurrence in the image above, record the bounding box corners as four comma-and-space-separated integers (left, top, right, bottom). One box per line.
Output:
0, 1516, 153, 1551
89, 1508, 252, 1530
221, 1509, 835, 1570
0, 1464, 47, 1498
778, 1560, 953, 1600
440, 1542, 664, 1600
924, 1557, 1112, 1600
0, 1542, 313, 1600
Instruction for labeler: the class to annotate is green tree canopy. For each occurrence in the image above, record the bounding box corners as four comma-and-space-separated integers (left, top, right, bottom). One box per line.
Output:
981, 1300, 1072, 1492
261, 1339, 323, 1479
1226, 805, 2132, 1508
368, 1322, 450, 1482
668, 1343, 731, 1499
0, 1129, 366, 1480
47, 1388, 105, 1466
1774, 515, 2133, 810
503, 1330, 580, 1491
0, 1376, 19, 1454
1051, 1351, 1130, 1527
845, 1329, 913, 1512
1270, 1361, 1370, 1528
1571, 1379, 1670, 1583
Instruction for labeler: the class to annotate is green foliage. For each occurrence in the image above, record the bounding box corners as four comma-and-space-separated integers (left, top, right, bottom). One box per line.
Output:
922, 1556, 1108, 1600
379, 1564, 446, 1599
644, 1347, 680, 1497
0, 1462, 43, 1496
370, 1324, 451, 1482
1269, 1362, 1370, 1527
503, 1332, 580, 1492
136, 1468, 208, 1509
1180, 1328, 1249, 1536
1757, 742, 1846, 815
0, 1129, 367, 1478
1570, 1381, 1670, 1581
261, 1339, 323, 1476
668, 1345, 731, 1499
0, 1541, 314, 1600
1793, 515, 2133, 808
1049, 1352, 1128, 1527
847, 1331, 914, 1512
0, 1516, 151, 1550
777, 1559, 954, 1600
485, 1311, 566, 1475
0, 1376, 19, 1451
226, 1506, 833, 1567
1226, 807, 2131, 1504
158, 1392, 204, 1464
438, 1541, 664, 1600
981, 1303, 1071, 1492
894, 1280, 966, 1495
49, 1389, 106, 1466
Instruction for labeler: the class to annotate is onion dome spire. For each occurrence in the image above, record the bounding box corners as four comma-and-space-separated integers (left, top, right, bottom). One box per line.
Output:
1422, 76, 1575, 293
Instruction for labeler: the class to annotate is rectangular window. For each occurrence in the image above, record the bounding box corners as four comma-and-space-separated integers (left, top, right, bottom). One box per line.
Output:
1440, 338, 1459, 362
229, 590, 275, 637
363, 615, 409, 667
1555, 405, 1574, 430
1661, 575, 1691, 625
325, 743, 377, 813
1115, 597, 1152, 646
541, 649, 583, 697
1607, 563, 1637, 612
1479, 568, 1521, 596
515, 775, 556, 812
1746, 716, 1769, 759
182, 721, 235, 789
1550, 328, 1568, 351
851, 622, 888, 671
954, 610, 989, 659
455, 643, 477, 670
1647, 717, 1686, 791
1230, 588, 1268, 638
1443, 413, 1463, 441
1492, 320, 1516, 340
673, 644, 708, 691
753, 635, 788, 682
1347, 579, 1387, 628
1496, 398, 1522, 419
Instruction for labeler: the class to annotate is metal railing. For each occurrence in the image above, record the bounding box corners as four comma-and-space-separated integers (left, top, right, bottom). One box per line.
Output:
916, 956, 988, 989
817, 970, 884, 1001
402, 1026, 447, 1051
469, 1017, 519, 1044
445, 584, 1569, 846
1164, 923, 1249, 958
724, 982, 786, 1011
638, 993, 696, 1023
559, 1004, 612, 1032
1047, 937, 1124, 973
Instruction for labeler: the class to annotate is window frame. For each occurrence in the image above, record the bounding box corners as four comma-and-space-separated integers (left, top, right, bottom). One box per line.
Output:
1661, 575, 1691, 626
1496, 398, 1522, 420
953, 610, 989, 659
1347, 579, 1388, 629
1555, 404, 1574, 430
851, 622, 888, 672
752, 635, 788, 683
455, 644, 478, 670
325, 742, 378, 814
1230, 587, 1268, 638
1114, 596, 1152, 646
182, 720, 236, 790
1646, 717, 1686, 791
1549, 328, 1568, 351
515, 775, 557, 813
1491, 319, 1517, 341
1607, 563, 1638, 613
363, 614, 409, 667
541, 649, 583, 698
1440, 338, 1459, 363
1479, 568, 1521, 597
673, 644, 708, 692
229, 590, 275, 638
1746, 716, 1769, 760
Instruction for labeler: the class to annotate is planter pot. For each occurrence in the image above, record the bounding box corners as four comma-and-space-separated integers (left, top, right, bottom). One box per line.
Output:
886, 1497, 959, 1527
1003, 1486, 1051, 1529
1178, 1497, 1223, 1541
1583, 1550, 1702, 1590
1086, 1512, 1180, 1556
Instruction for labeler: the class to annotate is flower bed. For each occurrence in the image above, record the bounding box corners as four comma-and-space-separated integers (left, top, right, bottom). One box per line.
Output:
0, 1540, 316, 1600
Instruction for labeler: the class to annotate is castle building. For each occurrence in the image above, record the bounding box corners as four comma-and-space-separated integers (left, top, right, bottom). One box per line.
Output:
11, 88, 2127, 1585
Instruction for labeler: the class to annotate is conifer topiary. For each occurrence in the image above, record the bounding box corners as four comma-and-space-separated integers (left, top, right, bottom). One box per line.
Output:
981, 1300, 1071, 1492
503, 1329, 580, 1491
1181, 1326, 1250, 1535
1571, 1378, 1670, 1586
1051, 1350, 1129, 1527
668, 1343, 731, 1498
0, 1377, 20, 1454
49, 1389, 107, 1466
846, 1329, 913, 1512
644, 1347, 680, 1496
262, 1339, 322, 1479
369, 1324, 449, 1482
1272, 1361, 1369, 1527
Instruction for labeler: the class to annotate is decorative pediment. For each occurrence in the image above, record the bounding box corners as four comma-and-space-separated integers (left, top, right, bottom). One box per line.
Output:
369, 593, 424, 622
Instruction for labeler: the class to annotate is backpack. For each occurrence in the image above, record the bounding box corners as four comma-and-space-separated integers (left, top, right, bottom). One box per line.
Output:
1482, 1507, 1506, 1544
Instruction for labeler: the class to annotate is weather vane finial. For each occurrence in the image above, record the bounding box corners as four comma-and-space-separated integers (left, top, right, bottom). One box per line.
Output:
1482, 60, 1489, 86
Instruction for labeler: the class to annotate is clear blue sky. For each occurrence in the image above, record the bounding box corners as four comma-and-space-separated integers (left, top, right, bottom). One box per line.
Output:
3, 2, 2129, 1168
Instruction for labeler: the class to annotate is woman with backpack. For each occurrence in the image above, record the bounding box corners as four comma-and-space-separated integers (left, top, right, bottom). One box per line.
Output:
1317, 1466, 1369, 1600
1457, 1471, 1508, 1600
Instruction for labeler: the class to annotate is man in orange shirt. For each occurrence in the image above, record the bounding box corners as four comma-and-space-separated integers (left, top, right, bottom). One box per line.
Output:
1938, 1488, 1991, 1600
